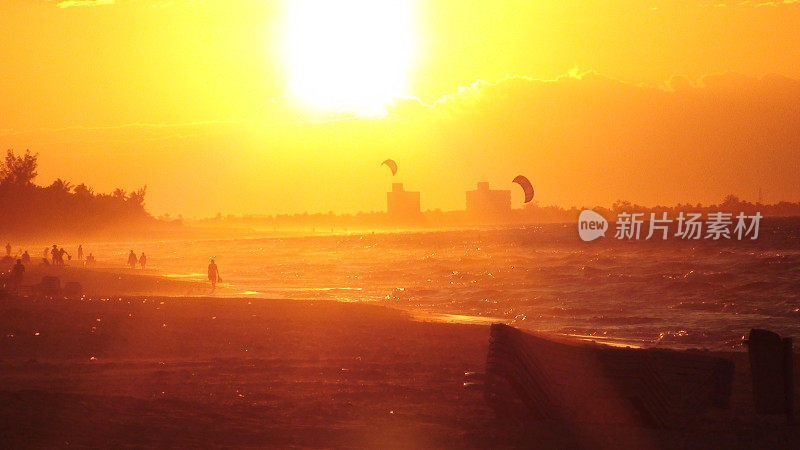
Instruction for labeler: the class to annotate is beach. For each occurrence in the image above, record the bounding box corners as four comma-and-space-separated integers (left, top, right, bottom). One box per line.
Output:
5, 1, 800, 447
51, 222, 800, 351
1, 269, 798, 448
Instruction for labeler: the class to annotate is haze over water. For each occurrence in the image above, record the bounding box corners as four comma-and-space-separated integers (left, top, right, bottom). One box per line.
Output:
83, 218, 800, 351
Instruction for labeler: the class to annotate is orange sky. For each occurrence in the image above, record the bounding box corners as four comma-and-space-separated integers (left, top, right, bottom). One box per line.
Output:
1, 0, 799, 216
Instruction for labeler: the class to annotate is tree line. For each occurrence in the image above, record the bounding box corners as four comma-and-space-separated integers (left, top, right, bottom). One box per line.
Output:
0, 150, 159, 239
194, 195, 800, 230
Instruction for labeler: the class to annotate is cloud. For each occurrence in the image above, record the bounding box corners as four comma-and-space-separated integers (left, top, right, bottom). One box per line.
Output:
703, 0, 800, 6
56, 0, 114, 8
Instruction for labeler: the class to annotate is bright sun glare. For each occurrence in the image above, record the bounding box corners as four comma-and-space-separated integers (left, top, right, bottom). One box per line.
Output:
283, 0, 414, 115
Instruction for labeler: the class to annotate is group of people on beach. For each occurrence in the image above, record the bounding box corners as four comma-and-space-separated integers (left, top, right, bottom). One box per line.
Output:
5, 241, 223, 294
5, 243, 31, 265
127, 250, 147, 269
3, 242, 97, 270
41, 244, 95, 267
45, 245, 71, 266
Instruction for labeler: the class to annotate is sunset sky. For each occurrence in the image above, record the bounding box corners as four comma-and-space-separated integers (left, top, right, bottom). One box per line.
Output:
1, 0, 799, 216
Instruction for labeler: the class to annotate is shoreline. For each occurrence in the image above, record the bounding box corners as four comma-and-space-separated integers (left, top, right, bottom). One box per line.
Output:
6, 264, 765, 352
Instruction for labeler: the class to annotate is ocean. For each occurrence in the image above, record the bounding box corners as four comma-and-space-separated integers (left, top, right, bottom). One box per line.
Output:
86, 218, 800, 350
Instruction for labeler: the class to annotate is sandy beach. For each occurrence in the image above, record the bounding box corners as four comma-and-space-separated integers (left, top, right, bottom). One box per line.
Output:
13, 264, 210, 297
5, 1, 800, 447
0, 270, 798, 448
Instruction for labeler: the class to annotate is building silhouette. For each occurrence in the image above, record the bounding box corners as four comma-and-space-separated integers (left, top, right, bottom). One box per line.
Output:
466, 182, 511, 216
387, 183, 421, 221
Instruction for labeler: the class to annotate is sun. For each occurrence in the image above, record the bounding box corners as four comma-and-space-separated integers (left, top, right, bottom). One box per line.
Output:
282, 0, 414, 115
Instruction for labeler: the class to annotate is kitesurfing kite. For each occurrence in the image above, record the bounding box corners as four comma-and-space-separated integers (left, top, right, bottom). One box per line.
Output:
381, 159, 398, 176
513, 175, 534, 203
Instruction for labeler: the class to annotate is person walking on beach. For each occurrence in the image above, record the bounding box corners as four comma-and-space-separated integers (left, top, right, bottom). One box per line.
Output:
208, 258, 221, 292
9, 259, 25, 294
77, 245, 83, 261
127, 250, 137, 269
139, 252, 147, 270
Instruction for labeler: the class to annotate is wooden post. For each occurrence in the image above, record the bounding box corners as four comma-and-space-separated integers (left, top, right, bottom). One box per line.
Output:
747, 329, 794, 425
783, 337, 794, 425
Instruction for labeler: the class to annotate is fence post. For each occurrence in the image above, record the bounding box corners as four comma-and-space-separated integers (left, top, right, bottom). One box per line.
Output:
783, 337, 794, 425
747, 329, 795, 425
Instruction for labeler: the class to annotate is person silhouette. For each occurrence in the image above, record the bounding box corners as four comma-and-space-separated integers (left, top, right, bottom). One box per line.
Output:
139, 252, 147, 269
9, 259, 25, 294
5, 243, 11, 256
85, 253, 96, 266
127, 250, 137, 269
77, 245, 83, 261
51, 244, 59, 265
59, 247, 70, 264
21, 250, 30, 264
208, 258, 221, 292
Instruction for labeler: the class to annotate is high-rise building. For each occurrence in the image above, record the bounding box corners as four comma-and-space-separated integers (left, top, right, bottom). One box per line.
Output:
466, 182, 511, 215
387, 183, 421, 220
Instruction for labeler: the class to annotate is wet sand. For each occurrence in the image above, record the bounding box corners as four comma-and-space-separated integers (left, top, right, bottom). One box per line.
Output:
14, 264, 210, 296
0, 271, 798, 448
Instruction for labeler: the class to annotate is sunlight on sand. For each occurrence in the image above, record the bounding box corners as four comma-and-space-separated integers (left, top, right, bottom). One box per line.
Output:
409, 311, 503, 325
163, 272, 205, 279
410, 312, 646, 348
564, 333, 645, 349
